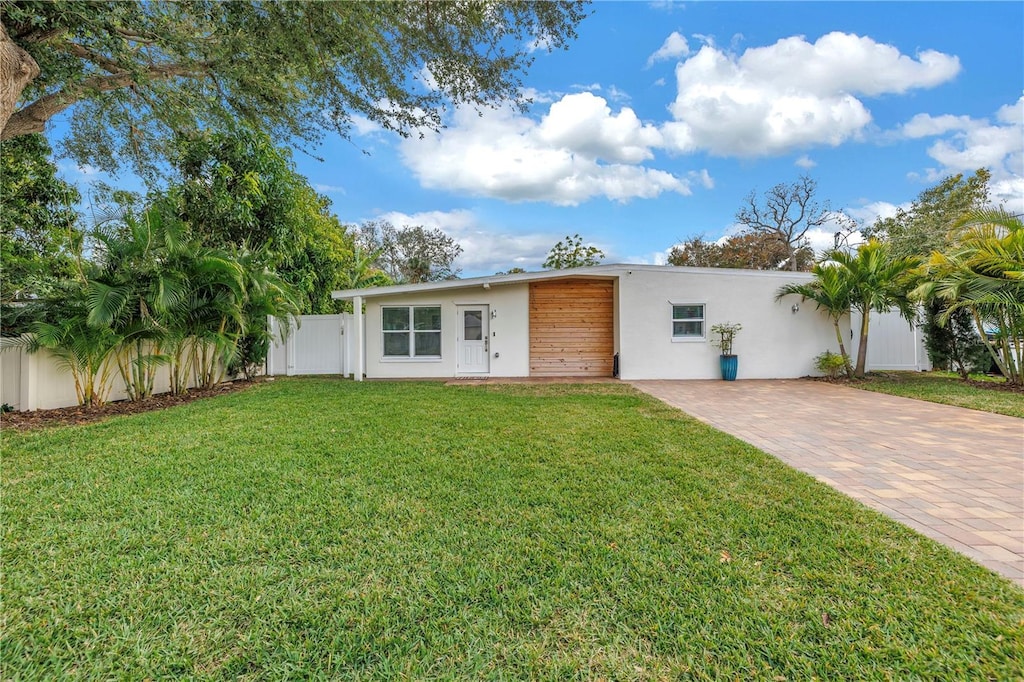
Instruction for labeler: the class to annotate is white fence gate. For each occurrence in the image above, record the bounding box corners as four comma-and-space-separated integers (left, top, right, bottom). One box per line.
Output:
266, 314, 361, 377
850, 309, 931, 372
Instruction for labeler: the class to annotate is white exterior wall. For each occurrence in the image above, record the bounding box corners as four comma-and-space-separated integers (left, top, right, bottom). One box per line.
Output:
364, 284, 530, 379
616, 268, 846, 380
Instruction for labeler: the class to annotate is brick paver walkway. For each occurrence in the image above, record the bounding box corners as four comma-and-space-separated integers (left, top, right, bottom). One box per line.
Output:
632, 379, 1024, 585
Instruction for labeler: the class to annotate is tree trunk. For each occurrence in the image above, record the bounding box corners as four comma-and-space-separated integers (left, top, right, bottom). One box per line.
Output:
854, 308, 871, 378
0, 21, 40, 136
832, 320, 854, 378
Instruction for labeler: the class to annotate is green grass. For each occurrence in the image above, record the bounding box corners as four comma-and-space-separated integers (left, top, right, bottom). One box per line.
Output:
855, 371, 1024, 418
3, 379, 1022, 679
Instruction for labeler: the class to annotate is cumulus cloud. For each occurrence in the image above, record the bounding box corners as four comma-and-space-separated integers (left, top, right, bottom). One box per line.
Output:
314, 183, 346, 194
901, 113, 974, 139
647, 31, 690, 66
795, 155, 817, 169
520, 87, 562, 105
59, 161, 102, 177
688, 169, 715, 189
375, 209, 563, 274
665, 32, 961, 157
399, 93, 694, 205
899, 96, 1023, 211
349, 114, 382, 137
525, 34, 555, 54
845, 200, 911, 227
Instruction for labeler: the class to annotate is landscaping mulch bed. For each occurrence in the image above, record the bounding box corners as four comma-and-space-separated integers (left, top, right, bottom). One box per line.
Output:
808, 372, 1023, 394
962, 377, 1024, 394
1, 379, 262, 431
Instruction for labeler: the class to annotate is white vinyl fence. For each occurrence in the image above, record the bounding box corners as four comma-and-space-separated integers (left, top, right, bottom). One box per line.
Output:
850, 308, 932, 372
0, 338, 202, 412
0, 315, 361, 412
265, 314, 362, 378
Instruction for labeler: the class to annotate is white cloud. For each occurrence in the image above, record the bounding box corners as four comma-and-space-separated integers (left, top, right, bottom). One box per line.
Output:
899, 96, 1023, 204
665, 32, 961, 157
349, 114, 382, 136
846, 200, 910, 226
375, 209, 560, 274
803, 226, 863, 253
688, 169, 714, 189
59, 161, 102, 177
520, 87, 562, 105
605, 85, 632, 104
526, 34, 555, 54
795, 155, 817, 169
901, 113, 974, 139
399, 93, 694, 205
653, 77, 667, 87
536, 92, 663, 163
997, 97, 1023, 125
314, 184, 346, 194
992, 176, 1024, 215
647, 31, 690, 67
648, 1, 683, 13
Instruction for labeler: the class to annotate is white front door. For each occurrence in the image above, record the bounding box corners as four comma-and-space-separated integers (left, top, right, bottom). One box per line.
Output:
457, 305, 489, 374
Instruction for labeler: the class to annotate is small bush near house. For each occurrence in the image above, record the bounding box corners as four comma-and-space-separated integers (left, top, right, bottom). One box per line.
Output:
814, 350, 848, 379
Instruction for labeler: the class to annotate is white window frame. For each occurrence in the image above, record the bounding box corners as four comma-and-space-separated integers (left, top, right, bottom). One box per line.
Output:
381, 305, 442, 359
670, 302, 706, 342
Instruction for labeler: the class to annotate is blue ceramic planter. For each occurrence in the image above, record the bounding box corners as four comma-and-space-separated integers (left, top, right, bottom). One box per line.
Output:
720, 354, 738, 381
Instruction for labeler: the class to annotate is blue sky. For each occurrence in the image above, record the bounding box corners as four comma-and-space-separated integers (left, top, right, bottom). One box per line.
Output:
58, 1, 1024, 277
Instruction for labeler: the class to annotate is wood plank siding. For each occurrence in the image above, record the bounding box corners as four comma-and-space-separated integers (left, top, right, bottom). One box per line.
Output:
529, 279, 614, 377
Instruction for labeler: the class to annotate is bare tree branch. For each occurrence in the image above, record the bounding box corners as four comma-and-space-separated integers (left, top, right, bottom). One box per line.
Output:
736, 175, 831, 271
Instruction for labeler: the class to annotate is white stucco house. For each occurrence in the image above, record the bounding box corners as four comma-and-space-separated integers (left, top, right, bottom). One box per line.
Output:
330, 264, 866, 381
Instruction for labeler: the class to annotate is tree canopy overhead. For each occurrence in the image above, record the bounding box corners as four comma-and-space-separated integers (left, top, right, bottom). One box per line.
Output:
866, 168, 992, 259
543, 233, 605, 269
0, 133, 80, 314
1, 0, 588, 174
668, 232, 814, 271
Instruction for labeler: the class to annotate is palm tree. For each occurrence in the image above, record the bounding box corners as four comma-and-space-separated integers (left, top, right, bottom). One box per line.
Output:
776, 263, 855, 377
338, 245, 390, 290
22, 290, 120, 406
914, 209, 1023, 384
779, 240, 918, 378
162, 245, 246, 393
85, 208, 190, 400
230, 246, 303, 380
833, 240, 919, 378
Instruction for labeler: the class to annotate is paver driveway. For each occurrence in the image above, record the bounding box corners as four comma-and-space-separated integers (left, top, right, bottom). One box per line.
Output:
632, 379, 1024, 586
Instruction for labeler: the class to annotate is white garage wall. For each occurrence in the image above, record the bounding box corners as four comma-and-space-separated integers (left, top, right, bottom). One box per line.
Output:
617, 268, 848, 380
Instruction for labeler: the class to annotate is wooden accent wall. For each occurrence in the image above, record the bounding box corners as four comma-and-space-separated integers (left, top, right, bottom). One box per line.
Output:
529, 279, 614, 377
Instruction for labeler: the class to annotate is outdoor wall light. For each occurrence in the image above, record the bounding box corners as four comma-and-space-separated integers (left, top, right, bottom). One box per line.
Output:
791, 303, 800, 314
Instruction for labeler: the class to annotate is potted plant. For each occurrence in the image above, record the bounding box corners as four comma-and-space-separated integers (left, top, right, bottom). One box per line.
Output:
710, 322, 742, 381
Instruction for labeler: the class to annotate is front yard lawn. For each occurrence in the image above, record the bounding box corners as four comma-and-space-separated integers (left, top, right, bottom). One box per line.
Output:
855, 370, 1024, 418
3, 379, 1022, 679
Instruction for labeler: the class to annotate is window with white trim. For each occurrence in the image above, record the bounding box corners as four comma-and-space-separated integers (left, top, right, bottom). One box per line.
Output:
382, 306, 442, 357
671, 304, 705, 339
